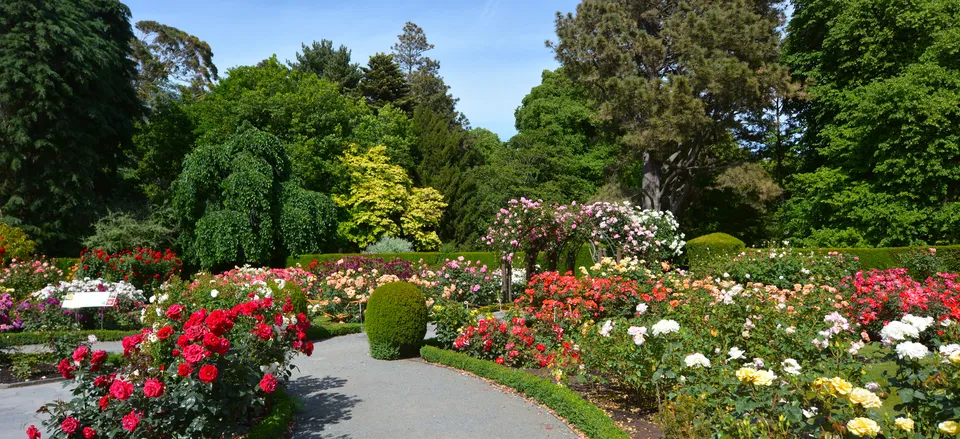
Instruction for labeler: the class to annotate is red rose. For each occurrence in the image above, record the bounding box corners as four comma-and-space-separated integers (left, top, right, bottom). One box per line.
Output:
198, 364, 218, 383
121, 410, 140, 432
109, 379, 133, 400
259, 373, 278, 393
82, 427, 97, 439
165, 304, 184, 320
143, 378, 164, 398
89, 350, 108, 370
61, 417, 80, 434
57, 358, 75, 379
26, 425, 41, 439
156, 326, 174, 340
253, 323, 273, 340
177, 363, 193, 377
72, 345, 89, 363
98, 395, 110, 410
182, 344, 205, 365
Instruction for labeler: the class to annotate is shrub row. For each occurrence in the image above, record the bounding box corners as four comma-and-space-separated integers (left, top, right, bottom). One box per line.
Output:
420, 345, 629, 439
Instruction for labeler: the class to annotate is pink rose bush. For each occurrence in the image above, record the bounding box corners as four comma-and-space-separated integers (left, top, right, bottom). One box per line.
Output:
31, 291, 313, 438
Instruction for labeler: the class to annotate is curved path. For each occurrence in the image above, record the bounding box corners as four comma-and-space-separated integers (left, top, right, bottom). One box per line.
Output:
288, 332, 578, 439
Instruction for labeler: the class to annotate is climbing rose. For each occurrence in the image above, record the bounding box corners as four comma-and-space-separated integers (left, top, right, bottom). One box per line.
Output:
121, 410, 140, 432
110, 379, 134, 400
82, 427, 97, 438
199, 364, 218, 383
143, 378, 164, 397
26, 425, 40, 439
259, 373, 278, 393
61, 417, 80, 434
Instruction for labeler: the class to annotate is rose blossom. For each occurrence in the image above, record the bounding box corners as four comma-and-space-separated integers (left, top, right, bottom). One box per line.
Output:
143, 378, 164, 397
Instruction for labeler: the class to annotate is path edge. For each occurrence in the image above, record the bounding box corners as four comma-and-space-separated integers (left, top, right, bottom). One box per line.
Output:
420, 345, 629, 439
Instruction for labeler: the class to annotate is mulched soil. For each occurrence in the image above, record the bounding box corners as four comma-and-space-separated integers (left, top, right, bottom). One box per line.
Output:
526, 369, 664, 439
0, 361, 59, 384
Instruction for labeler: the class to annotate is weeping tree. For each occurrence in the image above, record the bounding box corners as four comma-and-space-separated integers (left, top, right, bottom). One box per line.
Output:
171, 125, 336, 269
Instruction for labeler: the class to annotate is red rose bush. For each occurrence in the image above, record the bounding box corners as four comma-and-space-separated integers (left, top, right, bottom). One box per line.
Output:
30, 293, 313, 438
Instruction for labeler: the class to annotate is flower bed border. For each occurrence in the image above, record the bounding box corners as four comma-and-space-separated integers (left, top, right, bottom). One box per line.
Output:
246, 387, 298, 439
420, 345, 629, 439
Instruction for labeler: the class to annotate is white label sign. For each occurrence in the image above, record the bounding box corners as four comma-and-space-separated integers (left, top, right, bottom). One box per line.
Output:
61, 292, 116, 309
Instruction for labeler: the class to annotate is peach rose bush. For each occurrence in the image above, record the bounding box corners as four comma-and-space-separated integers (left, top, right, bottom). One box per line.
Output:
28, 292, 313, 438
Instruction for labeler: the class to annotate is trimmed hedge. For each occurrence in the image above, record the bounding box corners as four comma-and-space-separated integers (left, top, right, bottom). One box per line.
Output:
287, 245, 596, 273
685, 233, 746, 270
420, 346, 629, 439
245, 388, 298, 439
365, 282, 428, 360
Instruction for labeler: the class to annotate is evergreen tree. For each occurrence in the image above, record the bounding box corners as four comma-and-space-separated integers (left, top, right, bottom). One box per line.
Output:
0, 0, 144, 253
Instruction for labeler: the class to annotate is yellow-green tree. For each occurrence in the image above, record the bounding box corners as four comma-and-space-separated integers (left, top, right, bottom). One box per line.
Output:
335, 145, 445, 250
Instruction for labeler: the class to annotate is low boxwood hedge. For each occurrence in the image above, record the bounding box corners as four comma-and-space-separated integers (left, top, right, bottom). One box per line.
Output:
420, 345, 629, 439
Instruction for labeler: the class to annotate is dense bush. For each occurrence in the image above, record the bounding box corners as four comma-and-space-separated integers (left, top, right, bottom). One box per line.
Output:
685, 233, 745, 270
82, 212, 174, 254
365, 282, 428, 360
76, 248, 181, 294
364, 234, 414, 254
29, 294, 314, 438
0, 224, 36, 263
0, 256, 64, 300
702, 247, 860, 289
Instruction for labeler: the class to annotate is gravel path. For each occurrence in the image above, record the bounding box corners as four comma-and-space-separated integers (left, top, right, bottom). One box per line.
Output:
288, 332, 578, 439
0, 331, 579, 439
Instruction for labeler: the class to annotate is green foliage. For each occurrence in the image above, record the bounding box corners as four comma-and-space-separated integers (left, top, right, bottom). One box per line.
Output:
365, 282, 428, 360
0, 0, 144, 254
82, 212, 173, 253
420, 345, 629, 439
550, 0, 787, 212
685, 233, 746, 271
190, 56, 367, 193
0, 224, 35, 262
358, 53, 412, 113
335, 144, 445, 250
172, 125, 336, 268
365, 235, 414, 254
781, 0, 960, 247
291, 39, 362, 90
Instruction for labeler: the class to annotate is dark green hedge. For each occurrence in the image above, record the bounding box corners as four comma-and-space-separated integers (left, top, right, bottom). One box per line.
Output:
288, 245, 596, 273
246, 388, 298, 439
420, 346, 629, 439
0, 329, 138, 347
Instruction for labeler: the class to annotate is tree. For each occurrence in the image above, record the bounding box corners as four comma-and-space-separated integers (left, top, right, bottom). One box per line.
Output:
781, 0, 960, 246
0, 0, 144, 254
358, 53, 412, 113
335, 144, 445, 250
190, 56, 367, 193
132, 20, 218, 100
290, 39, 362, 91
550, 0, 787, 214
172, 125, 336, 268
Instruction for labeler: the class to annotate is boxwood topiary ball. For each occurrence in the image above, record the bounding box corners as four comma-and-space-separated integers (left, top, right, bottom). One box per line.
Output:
365, 281, 428, 360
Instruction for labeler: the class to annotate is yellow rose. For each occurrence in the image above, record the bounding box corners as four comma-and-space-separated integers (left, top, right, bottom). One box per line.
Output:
848, 388, 882, 408
894, 418, 914, 432
950, 351, 960, 365
940, 421, 960, 435
846, 417, 881, 437
736, 367, 757, 383
752, 369, 777, 386
829, 377, 853, 396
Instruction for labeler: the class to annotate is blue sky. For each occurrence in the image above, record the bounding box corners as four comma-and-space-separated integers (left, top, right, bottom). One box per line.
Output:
126, 0, 582, 140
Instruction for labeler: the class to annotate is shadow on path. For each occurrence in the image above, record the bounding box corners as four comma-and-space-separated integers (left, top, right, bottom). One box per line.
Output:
289, 376, 361, 439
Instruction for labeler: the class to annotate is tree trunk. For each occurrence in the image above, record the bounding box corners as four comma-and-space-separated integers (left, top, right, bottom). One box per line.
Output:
641, 152, 662, 211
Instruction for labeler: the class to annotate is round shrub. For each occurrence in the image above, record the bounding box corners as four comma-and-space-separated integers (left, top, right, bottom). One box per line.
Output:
685, 233, 745, 271
365, 281, 428, 360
